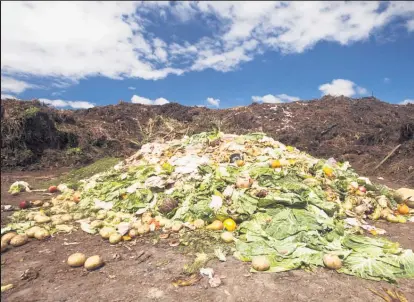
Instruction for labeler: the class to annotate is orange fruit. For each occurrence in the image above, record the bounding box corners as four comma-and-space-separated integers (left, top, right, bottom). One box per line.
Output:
223, 218, 237, 232
398, 204, 410, 215
235, 160, 245, 167
270, 160, 281, 168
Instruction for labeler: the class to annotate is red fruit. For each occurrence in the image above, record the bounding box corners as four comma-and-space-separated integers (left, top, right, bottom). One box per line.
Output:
358, 186, 367, 193
48, 186, 58, 193
19, 201, 30, 209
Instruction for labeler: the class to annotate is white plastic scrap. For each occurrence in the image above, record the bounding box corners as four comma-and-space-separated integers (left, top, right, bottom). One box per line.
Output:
126, 182, 142, 194
79, 220, 96, 234
200, 268, 214, 279
136, 194, 158, 215
117, 222, 131, 235
209, 195, 223, 211
222, 186, 234, 198
169, 155, 209, 174
57, 184, 69, 193
361, 225, 386, 235
145, 176, 166, 188
214, 248, 227, 262
94, 199, 113, 210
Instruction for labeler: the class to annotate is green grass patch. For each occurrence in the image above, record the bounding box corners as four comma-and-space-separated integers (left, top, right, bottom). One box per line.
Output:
40, 157, 121, 189
66, 147, 82, 155
24, 107, 40, 118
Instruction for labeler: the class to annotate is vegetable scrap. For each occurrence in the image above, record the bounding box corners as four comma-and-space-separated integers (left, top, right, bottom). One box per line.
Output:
2, 131, 414, 282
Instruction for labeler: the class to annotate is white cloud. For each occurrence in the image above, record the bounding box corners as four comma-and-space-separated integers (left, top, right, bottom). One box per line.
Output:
401, 99, 414, 105
131, 95, 170, 106
1, 76, 38, 93
128, 86, 136, 90
252, 93, 300, 104
319, 79, 368, 97
1, 1, 414, 86
1, 2, 183, 82
206, 97, 220, 107
38, 98, 95, 109
276, 94, 300, 102
51, 90, 66, 96
153, 97, 169, 105
1, 94, 18, 100
407, 19, 414, 32
383, 77, 391, 84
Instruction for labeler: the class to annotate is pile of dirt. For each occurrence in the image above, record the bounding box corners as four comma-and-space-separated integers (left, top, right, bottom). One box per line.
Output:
1, 96, 413, 185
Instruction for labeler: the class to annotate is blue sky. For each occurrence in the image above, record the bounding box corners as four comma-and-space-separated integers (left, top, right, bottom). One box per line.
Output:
1, 1, 414, 109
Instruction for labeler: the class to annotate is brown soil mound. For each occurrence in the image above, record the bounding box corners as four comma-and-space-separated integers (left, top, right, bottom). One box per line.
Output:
1, 96, 413, 186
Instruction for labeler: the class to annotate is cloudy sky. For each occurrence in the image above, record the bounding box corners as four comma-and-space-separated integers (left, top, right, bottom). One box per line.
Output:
1, 1, 414, 109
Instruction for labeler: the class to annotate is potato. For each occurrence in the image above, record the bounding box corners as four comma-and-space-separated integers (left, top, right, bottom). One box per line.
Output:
323, 254, 342, 270
84, 255, 104, 271
111, 217, 121, 225
99, 227, 116, 239
31, 200, 44, 207
10, 234, 29, 247
132, 221, 143, 229
72, 213, 84, 220
34, 229, 50, 240
1, 241, 8, 253
137, 224, 150, 235
221, 231, 234, 243
251, 256, 270, 271
42, 202, 51, 208
52, 219, 64, 226
193, 219, 205, 229
27, 212, 39, 220
51, 215, 62, 222
158, 218, 169, 227
34, 215, 51, 224
96, 213, 107, 220
128, 229, 138, 238
26, 226, 42, 238
61, 214, 73, 222
91, 220, 104, 229
67, 253, 87, 267
171, 222, 183, 232
1, 232, 17, 244
142, 224, 150, 234
109, 233, 122, 244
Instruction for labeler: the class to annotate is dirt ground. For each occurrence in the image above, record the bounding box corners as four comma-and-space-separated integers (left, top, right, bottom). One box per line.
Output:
1, 170, 414, 302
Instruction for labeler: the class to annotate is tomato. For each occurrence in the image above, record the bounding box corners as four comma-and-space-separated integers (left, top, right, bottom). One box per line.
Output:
48, 186, 58, 193
223, 218, 237, 232
358, 186, 367, 193
19, 201, 30, 209
73, 192, 81, 203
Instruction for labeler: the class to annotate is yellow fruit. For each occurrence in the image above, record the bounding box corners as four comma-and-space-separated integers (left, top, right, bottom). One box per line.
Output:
323, 166, 334, 177
223, 218, 237, 232
270, 160, 281, 168
206, 220, 223, 231
235, 160, 245, 167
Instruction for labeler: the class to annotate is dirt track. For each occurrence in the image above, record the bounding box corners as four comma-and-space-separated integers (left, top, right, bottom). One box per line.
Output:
1, 171, 414, 302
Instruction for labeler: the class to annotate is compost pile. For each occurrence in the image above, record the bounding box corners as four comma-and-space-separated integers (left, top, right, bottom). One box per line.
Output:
2, 132, 414, 282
